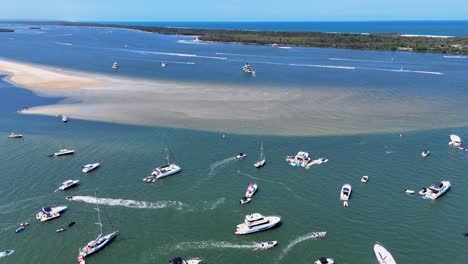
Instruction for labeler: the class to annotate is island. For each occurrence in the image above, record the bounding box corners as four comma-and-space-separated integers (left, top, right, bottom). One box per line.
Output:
0, 28, 14, 33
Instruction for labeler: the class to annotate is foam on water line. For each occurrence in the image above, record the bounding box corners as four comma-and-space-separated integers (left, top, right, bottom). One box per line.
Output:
289, 63, 355, 70
329, 57, 395, 63
129, 49, 227, 60
174, 240, 260, 250
67, 195, 187, 210
443, 55, 468, 59
55, 42, 73, 46
277, 232, 318, 262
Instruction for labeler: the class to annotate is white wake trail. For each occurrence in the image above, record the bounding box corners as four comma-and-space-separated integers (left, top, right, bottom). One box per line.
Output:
67, 196, 187, 210
277, 233, 317, 262
174, 240, 260, 250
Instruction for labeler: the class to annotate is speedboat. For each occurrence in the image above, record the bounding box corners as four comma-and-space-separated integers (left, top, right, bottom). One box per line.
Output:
309, 158, 329, 166
419, 181, 451, 200
112, 61, 119, 70
256, 240, 278, 250
374, 243, 397, 264
8, 132, 23, 139
340, 184, 352, 207
405, 189, 415, 194
361, 176, 369, 183
82, 163, 100, 173
314, 257, 335, 264
240, 183, 258, 204
55, 179, 80, 192
54, 149, 75, 156
162, 62, 167, 68
169, 257, 203, 264
421, 150, 430, 158
36, 206, 67, 222
448, 134, 461, 147
62, 115, 68, 122
235, 213, 281, 235
286, 151, 312, 167
311, 231, 327, 238
0, 250, 14, 258
151, 145, 182, 179
19, 223, 29, 227
236, 153, 247, 159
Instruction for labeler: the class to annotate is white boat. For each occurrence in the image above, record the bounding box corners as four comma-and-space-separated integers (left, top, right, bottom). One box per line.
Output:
340, 184, 352, 207
314, 257, 335, 264
419, 181, 451, 200
243, 63, 255, 76
77, 193, 118, 263
286, 151, 312, 167
311, 231, 327, 238
169, 257, 203, 264
240, 197, 251, 204
240, 183, 258, 204
162, 62, 167, 68
151, 145, 181, 179
448, 134, 461, 147
236, 153, 247, 159
361, 176, 369, 183
404, 189, 415, 194
8, 132, 23, 139
253, 143, 266, 168
256, 240, 278, 250
36, 206, 67, 222
235, 213, 281, 235
55, 179, 80, 192
82, 163, 100, 173
0, 250, 14, 259
421, 150, 430, 158
111, 61, 119, 70
54, 149, 75, 156
309, 157, 328, 166
62, 115, 68, 122
374, 243, 397, 264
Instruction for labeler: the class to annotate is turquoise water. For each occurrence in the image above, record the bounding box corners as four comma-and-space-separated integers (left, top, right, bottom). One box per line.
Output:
0, 25, 468, 263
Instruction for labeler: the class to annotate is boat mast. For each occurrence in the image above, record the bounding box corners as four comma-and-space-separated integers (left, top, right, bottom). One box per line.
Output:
94, 192, 103, 237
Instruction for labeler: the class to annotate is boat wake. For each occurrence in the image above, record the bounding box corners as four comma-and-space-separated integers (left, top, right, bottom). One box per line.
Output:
216, 52, 273, 58
174, 240, 260, 250
177, 39, 206, 45
360, 66, 444, 75
67, 196, 187, 210
196, 197, 226, 211
277, 232, 319, 262
443, 55, 468, 59
55, 42, 73, 46
329, 57, 395, 63
128, 49, 227, 60
289, 63, 355, 70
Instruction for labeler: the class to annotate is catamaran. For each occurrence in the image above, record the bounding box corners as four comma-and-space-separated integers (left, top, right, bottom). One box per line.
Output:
150, 145, 182, 179
36, 206, 67, 222
77, 193, 118, 264
253, 143, 266, 168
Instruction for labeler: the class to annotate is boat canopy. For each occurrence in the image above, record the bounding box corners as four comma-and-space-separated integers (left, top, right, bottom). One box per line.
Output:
450, 134, 461, 143
41, 207, 52, 213
246, 213, 264, 221
430, 181, 443, 189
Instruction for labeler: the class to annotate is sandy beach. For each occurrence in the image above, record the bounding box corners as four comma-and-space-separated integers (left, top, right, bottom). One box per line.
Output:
1, 58, 466, 136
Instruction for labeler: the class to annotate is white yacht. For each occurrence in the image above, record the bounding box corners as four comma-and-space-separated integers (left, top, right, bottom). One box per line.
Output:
82, 163, 100, 173
361, 176, 369, 183
340, 184, 352, 207
8, 132, 23, 139
419, 181, 451, 200
240, 183, 258, 204
54, 149, 75, 156
421, 150, 430, 158
235, 213, 281, 235
374, 243, 397, 264
448, 134, 461, 147
36, 206, 67, 222
111, 61, 119, 70
55, 179, 80, 192
236, 153, 247, 159
256, 240, 277, 250
286, 151, 312, 167
314, 257, 335, 264
62, 115, 68, 122
151, 145, 181, 179
253, 143, 266, 168
169, 257, 202, 264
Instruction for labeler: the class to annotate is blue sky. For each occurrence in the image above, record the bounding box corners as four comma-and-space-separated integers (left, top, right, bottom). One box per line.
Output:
2, 0, 468, 21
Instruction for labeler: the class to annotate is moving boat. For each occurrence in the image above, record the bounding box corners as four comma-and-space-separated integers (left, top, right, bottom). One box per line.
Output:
253, 143, 266, 168
311, 231, 327, 238
243, 63, 256, 76
286, 151, 312, 167
448, 134, 461, 147
111, 61, 119, 70
236, 153, 247, 159
240, 183, 258, 204
309, 158, 329, 166
340, 184, 352, 207
419, 181, 451, 200
421, 150, 430, 158
55, 179, 80, 192
404, 189, 415, 194
0, 250, 14, 259
162, 62, 167, 68
36, 206, 67, 222
77, 193, 118, 263
15, 227, 25, 233
56, 228, 66, 233
235, 213, 281, 235
62, 115, 68, 122
374, 243, 397, 264
54, 149, 75, 156
314, 257, 335, 264
169, 257, 203, 264
151, 145, 182, 179
256, 240, 278, 250
8, 132, 23, 139
361, 176, 369, 183
82, 163, 100, 173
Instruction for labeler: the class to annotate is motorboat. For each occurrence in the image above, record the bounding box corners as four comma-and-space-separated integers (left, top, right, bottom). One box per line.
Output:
235, 213, 281, 235
243, 63, 256, 76
55, 179, 80, 192
82, 163, 100, 173
236, 153, 247, 159
309, 158, 329, 166
374, 243, 396, 264
311, 231, 327, 238
240, 183, 258, 204
361, 176, 369, 183
151, 145, 182, 179
340, 184, 352, 207
421, 150, 430, 158
314, 257, 335, 264
240, 197, 251, 205
56, 228, 66, 233
448, 134, 461, 147
256, 240, 278, 250
169, 257, 203, 264
54, 149, 75, 156
405, 189, 415, 194
62, 115, 68, 122
253, 143, 266, 168
8, 132, 23, 139
19, 223, 29, 227
36, 206, 67, 222
15, 226, 25, 233
286, 151, 312, 167
111, 61, 119, 70
419, 181, 451, 200
162, 62, 167, 68
0, 250, 14, 258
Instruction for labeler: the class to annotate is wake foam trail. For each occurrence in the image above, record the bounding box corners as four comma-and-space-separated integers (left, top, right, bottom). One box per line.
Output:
277, 233, 317, 261
187, 157, 236, 192
443, 55, 468, 59
198, 197, 226, 211
329, 57, 394, 63
216, 52, 273, 58
68, 196, 187, 210
174, 241, 260, 250
278, 46, 292, 49
55, 42, 72, 46
289, 63, 355, 70
178, 39, 206, 45
129, 49, 227, 60
359, 66, 444, 75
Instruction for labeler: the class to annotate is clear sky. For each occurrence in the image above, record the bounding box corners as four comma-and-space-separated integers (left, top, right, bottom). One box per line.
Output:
2, 0, 468, 21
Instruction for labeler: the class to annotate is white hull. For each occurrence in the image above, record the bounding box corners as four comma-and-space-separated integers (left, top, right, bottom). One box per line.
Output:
55, 149, 75, 156
340, 184, 352, 201
314, 258, 334, 264
82, 163, 100, 173
374, 243, 397, 264
36, 206, 67, 222
152, 164, 181, 179
253, 159, 266, 168
235, 216, 281, 235
422, 181, 451, 200
79, 231, 118, 258
55, 180, 80, 192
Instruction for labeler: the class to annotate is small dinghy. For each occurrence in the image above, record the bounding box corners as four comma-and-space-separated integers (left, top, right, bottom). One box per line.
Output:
236, 153, 247, 159
421, 150, 430, 158
142, 175, 156, 183
15, 226, 25, 233
56, 228, 66, 233
256, 240, 277, 250
361, 176, 369, 183
314, 257, 335, 264
405, 189, 415, 194
463, 232, 468, 236
0, 250, 14, 259
311, 231, 327, 238
19, 223, 29, 227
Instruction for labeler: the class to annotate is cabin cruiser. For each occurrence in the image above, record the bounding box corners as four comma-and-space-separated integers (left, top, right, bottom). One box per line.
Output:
256, 240, 277, 250
421, 150, 430, 158
236, 153, 247, 159
55, 179, 80, 192
240, 183, 258, 204
311, 231, 327, 238
374, 243, 396, 264
169, 257, 203, 264
54, 149, 75, 156
111, 61, 119, 70
36, 206, 67, 222
340, 184, 352, 207
448, 134, 461, 147
82, 163, 100, 173
235, 213, 281, 235
419, 181, 451, 200
314, 257, 335, 264
361, 176, 369, 183
8, 132, 23, 139
286, 151, 312, 167
151, 145, 182, 179
243, 63, 256, 76
62, 115, 68, 122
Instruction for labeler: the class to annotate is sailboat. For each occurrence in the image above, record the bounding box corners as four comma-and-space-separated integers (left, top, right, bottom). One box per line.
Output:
253, 143, 266, 168
151, 145, 182, 179
77, 193, 118, 264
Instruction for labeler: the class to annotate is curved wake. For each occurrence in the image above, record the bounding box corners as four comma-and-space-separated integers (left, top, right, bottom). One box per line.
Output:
67, 196, 187, 210
277, 232, 318, 262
